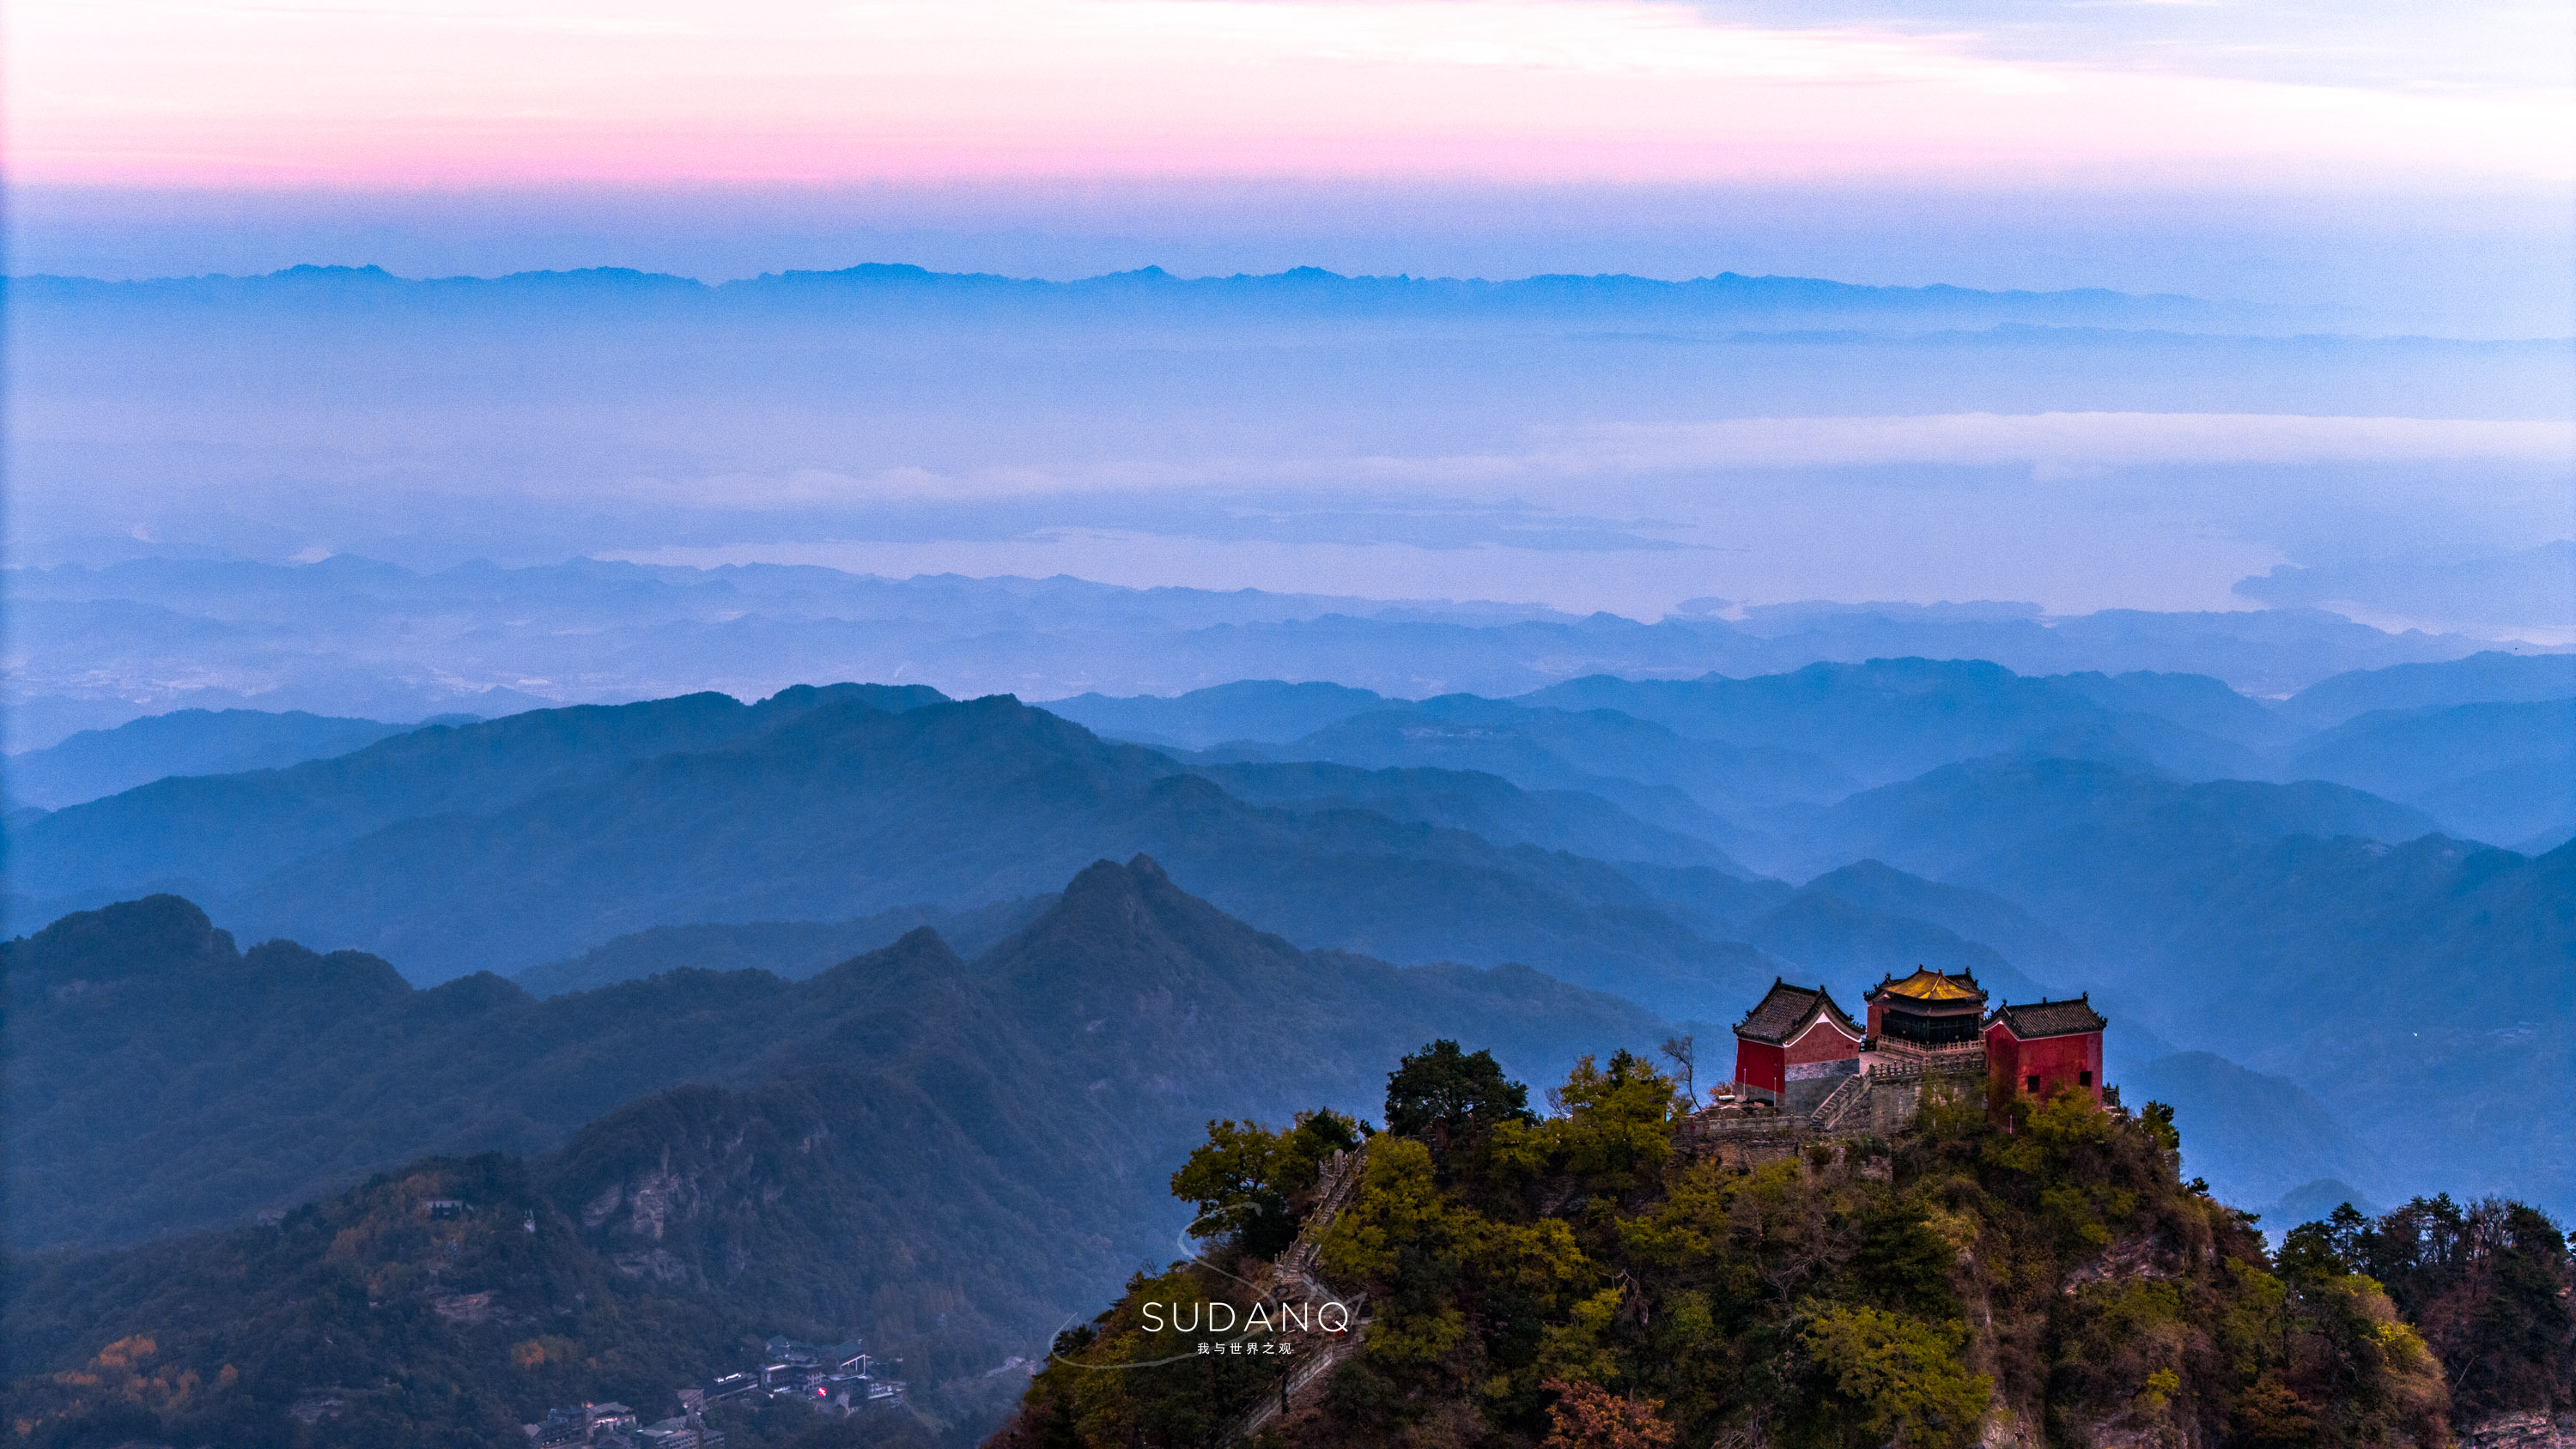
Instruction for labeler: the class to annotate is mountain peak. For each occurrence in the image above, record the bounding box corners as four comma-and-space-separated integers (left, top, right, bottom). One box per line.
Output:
1049, 852, 1189, 921
984, 855, 1304, 1014
3, 894, 239, 986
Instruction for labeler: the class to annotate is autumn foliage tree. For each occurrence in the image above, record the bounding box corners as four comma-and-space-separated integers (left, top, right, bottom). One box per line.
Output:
1540, 1379, 1678, 1449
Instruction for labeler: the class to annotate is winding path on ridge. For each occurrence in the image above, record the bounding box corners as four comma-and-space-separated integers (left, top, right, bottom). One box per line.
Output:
1229, 1147, 1371, 1441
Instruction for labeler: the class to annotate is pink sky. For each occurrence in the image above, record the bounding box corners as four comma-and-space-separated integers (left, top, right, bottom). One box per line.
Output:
10, 0, 2570, 191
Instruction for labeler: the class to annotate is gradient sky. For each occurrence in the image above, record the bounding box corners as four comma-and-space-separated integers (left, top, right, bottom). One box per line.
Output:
14, 0, 2572, 190
12, 1, 2572, 331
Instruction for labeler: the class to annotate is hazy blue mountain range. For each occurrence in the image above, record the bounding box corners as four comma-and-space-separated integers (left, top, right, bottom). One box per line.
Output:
1813, 758, 2572, 1209
1072, 663, 2564, 858
1187, 760, 1740, 870
1045, 679, 1391, 748
2275, 648, 2576, 727
8, 557, 2549, 751
0, 262, 2346, 336
2, 706, 459, 810
2236, 541, 2576, 631
15, 664, 2499, 1010
2, 864, 1662, 1255
1786, 858, 2087, 984
8, 690, 1784, 1016
512, 895, 1057, 998
7, 684, 945, 904
1523, 659, 2264, 788
12, 664, 2552, 1216
14, 252, 2567, 650
1225, 692, 1856, 815
2285, 697, 2576, 852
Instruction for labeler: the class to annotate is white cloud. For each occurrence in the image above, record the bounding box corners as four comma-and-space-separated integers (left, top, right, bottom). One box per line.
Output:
1559, 411, 2576, 472
750, 412, 2576, 502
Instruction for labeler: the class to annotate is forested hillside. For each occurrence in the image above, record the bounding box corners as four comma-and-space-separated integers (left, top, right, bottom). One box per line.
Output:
997, 1049, 2573, 1449
3, 860, 1706, 1441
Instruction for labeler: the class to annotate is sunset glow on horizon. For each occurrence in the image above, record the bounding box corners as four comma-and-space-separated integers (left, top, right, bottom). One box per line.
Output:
11, 0, 2572, 192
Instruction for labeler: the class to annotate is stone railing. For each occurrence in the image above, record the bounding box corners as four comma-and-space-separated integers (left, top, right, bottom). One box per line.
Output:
1865, 1046, 1986, 1087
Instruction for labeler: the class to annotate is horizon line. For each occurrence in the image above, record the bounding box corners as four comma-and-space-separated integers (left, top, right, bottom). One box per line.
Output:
8, 258, 2202, 300
15, 547, 2576, 648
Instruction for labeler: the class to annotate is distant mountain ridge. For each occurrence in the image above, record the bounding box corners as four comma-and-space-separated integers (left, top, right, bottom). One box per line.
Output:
3, 706, 445, 809
7, 684, 947, 903
12, 555, 2550, 749
511, 896, 1056, 998
7, 262, 2245, 334
2277, 649, 2576, 726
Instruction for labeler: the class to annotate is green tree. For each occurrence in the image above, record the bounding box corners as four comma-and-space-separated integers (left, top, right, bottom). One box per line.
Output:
1542, 1051, 1676, 1191
1168, 1109, 1363, 1258
1799, 1306, 1991, 1449
1385, 1040, 1534, 1165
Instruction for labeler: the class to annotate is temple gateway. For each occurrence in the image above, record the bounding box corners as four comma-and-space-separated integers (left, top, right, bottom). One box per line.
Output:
1728, 967, 2109, 1121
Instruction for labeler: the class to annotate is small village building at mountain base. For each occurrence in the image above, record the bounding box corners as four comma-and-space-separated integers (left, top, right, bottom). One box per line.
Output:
1722, 967, 2112, 1132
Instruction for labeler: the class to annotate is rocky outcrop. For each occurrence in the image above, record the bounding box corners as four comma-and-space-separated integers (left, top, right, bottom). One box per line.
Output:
2462, 1411, 2576, 1449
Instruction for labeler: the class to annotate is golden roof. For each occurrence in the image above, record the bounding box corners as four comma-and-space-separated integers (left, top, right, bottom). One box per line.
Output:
1878, 967, 1984, 1002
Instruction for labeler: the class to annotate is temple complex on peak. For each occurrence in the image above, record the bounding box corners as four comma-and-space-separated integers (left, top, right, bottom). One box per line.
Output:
1714, 967, 2111, 1137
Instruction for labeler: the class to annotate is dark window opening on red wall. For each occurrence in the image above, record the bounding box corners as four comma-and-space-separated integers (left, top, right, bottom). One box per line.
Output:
2079, 1070, 2093, 1087
2026, 1075, 2040, 1094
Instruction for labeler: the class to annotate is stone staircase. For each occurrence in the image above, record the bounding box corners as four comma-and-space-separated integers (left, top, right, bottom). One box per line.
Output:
1227, 1147, 1371, 1441
1232, 1317, 1367, 1441
1807, 1072, 1873, 1132
1276, 1149, 1362, 1278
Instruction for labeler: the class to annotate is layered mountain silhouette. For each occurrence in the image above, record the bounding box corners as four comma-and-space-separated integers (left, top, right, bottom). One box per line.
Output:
513, 895, 1055, 998
2, 706, 446, 810
8, 684, 946, 903
1045, 679, 1391, 749
11, 262, 2247, 333
13, 556, 2542, 752
10, 664, 2565, 1216
1222, 692, 1850, 826
1522, 658, 2264, 789
3, 859, 1669, 1258
10, 690, 1780, 1015
1186, 760, 1735, 869
2286, 697, 2575, 851
2276, 649, 2576, 729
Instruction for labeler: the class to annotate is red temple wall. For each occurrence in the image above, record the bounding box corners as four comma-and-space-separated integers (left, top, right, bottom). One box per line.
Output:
1985, 1024, 2103, 1107
1734, 1039, 1786, 1094
1784, 1020, 1862, 1067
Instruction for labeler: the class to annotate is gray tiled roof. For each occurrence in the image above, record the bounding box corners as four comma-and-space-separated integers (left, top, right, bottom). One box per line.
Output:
1735, 980, 1859, 1045
1991, 997, 2108, 1039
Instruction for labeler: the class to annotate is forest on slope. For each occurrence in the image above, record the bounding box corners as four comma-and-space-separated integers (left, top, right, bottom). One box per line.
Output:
997, 1048, 2574, 1449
